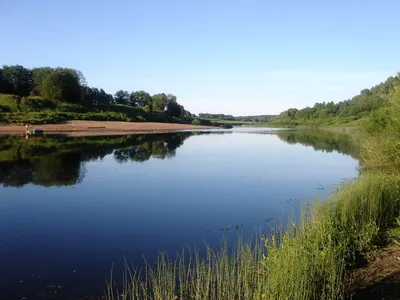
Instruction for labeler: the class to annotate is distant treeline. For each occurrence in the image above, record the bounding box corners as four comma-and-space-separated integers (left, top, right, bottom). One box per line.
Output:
0, 64, 191, 119
270, 73, 400, 125
198, 113, 276, 122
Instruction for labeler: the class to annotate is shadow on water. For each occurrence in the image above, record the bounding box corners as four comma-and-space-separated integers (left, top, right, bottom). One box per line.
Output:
273, 129, 360, 159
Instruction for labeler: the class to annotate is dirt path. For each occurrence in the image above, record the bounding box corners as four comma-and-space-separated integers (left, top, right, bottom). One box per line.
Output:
348, 244, 400, 299
0, 120, 218, 136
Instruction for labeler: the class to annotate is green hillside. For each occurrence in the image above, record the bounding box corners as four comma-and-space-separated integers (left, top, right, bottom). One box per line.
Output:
268, 73, 400, 126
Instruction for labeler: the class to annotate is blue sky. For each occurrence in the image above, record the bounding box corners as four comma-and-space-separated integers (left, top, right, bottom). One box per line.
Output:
1, 0, 399, 115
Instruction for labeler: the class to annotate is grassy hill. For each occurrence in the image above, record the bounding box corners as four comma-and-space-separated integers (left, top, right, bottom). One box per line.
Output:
0, 94, 189, 125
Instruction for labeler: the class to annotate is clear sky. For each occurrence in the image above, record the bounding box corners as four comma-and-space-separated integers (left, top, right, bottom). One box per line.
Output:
1, 0, 399, 115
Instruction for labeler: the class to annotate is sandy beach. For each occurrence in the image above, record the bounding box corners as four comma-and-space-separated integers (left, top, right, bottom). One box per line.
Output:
0, 120, 217, 136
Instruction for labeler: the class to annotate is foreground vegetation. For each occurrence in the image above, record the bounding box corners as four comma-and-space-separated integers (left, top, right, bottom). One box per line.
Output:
106, 80, 400, 299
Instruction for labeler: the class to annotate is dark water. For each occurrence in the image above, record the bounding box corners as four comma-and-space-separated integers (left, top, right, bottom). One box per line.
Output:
0, 128, 359, 299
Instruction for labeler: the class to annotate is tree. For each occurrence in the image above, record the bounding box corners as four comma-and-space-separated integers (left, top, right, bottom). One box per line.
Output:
130, 90, 152, 107
1, 65, 33, 97
167, 94, 177, 103
41, 68, 82, 102
114, 90, 129, 105
166, 98, 184, 118
0, 68, 13, 94
152, 93, 168, 112
82, 87, 113, 106
32, 67, 54, 96
98, 89, 114, 105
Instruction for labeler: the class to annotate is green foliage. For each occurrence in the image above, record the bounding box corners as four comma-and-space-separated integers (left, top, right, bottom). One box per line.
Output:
192, 119, 201, 125
361, 86, 400, 169
199, 113, 276, 123
151, 93, 168, 112
130, 90, 152, 108
269, 74, 400, 126
0, 94, 20, 112
166, 97, 184, 118
114, 90, 130, 105
1, 65, 33, 97
0, 64, 193, 124
40, 68, 82, 102
106, 239, 267, 300
20, 96, 56, 111
82, 87, 114, 106
0, 68, 13, 94
31, 67, 54, 96
56, 102, 88, 113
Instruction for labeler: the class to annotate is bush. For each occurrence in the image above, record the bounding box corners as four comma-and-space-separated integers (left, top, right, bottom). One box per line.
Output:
20, 96, 56, 112
0, 94, 20, 112
361, 86, 400, 169
192, 119, 201, 125
56, 102, 88, 113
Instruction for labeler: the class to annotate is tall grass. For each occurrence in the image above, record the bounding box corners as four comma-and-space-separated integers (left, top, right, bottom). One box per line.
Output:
264, 172, 400, 300
106, 238, 267, 300
105, 173, 400, 300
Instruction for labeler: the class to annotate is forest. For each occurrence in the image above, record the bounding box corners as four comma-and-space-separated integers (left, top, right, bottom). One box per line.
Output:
269, 73, 400, 126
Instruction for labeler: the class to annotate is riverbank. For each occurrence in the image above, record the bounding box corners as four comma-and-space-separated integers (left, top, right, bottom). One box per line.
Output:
0, 120, 217, 136
106, 87, 400, 299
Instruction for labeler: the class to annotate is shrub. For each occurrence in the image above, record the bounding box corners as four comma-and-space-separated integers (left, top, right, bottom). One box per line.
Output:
0, 94, 20, 112
20, 96, 56, 112
56, 102, 88, 113
192, 119, 201, 125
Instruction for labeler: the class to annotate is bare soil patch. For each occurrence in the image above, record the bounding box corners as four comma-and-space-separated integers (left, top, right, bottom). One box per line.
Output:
348, 244, 400, 299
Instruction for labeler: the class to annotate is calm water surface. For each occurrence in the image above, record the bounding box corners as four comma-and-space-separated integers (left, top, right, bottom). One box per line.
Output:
0, 128, 359, 299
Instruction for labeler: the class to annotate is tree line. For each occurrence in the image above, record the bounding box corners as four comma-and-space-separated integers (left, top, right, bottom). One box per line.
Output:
198, 113, 276, 122
270, 74, 400, 125
0, 64, 191, 119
